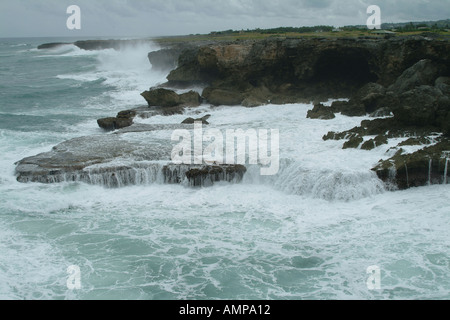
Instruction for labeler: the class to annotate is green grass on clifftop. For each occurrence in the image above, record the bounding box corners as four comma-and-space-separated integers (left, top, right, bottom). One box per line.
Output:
153, 29, 450, 44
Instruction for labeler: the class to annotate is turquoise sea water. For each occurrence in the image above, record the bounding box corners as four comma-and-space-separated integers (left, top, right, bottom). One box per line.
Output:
0, 37, 449, 300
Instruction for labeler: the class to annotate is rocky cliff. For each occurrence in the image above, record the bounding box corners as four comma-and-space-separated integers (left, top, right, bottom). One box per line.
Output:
156, 37, 450, 106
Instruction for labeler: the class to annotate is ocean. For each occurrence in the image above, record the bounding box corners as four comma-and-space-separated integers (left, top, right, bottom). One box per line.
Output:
0, 37, 449, 300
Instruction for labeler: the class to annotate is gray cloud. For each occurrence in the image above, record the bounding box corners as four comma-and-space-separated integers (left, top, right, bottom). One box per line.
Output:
0, 0, 448, 38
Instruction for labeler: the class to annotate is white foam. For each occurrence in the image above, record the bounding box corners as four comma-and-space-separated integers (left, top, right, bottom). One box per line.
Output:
52, 43, 168, 111
56, 74, 105, 82
94, 44, 168, 106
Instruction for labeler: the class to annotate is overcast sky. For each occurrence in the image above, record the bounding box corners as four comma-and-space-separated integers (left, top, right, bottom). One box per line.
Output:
0, 0, 449, 38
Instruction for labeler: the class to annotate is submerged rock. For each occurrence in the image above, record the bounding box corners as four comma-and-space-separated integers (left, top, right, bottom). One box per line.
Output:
181, 115, 211, 125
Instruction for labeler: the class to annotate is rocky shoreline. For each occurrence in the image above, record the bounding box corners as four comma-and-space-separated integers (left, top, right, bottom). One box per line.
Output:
17, 35, 450, 190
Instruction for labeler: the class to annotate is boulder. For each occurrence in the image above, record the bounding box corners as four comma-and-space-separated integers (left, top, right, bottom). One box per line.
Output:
241, 85, 273, 107
117, 110, 137, 119
202, 87, 244, 106
331, 100, 366, 117
356, 83, 386, 114
97, 109, 138, 131
141, 88, 181, 107
307, 104, 336, 120
179, 91, 203, 107
388, 59, 442, 94
435, 77, 450, 96
141, 88, 203, 108
391, 85, 444, 127
97, 117, 134, 131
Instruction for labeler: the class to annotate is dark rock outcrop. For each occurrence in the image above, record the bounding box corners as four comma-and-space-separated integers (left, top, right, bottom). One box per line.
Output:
141, 88, 183, 107
435, 77, 450, 96
179, 91, 203, 107
360, 135, 388, 150
307, 104, 336, 120
343, 136, 364, 149
184, 165, 247, 187
97, 117, 134, 131
390, 85, 449, 127
37, 42, 71, 49
140, 88, 202, 108
387, 59, 442, 94
202, 87, 244, 106
373, 140, 450, 190
97, 109, 137, 131
329, 83, 387, 116
148, 48, 181, 71
73, 39, 150, 51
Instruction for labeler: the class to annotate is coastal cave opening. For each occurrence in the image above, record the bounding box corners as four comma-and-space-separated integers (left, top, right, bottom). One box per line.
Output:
313, 49, 378, 89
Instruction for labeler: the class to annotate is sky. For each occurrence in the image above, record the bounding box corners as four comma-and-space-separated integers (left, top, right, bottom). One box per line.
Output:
0, 0, 449, 38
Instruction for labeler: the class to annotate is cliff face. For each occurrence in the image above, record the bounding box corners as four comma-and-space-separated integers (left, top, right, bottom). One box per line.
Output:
158, 37, 450, 105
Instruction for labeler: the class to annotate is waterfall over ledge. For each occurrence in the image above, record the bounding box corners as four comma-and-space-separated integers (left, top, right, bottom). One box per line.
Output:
243, 159, 385, 201
14, 125, 248, 188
